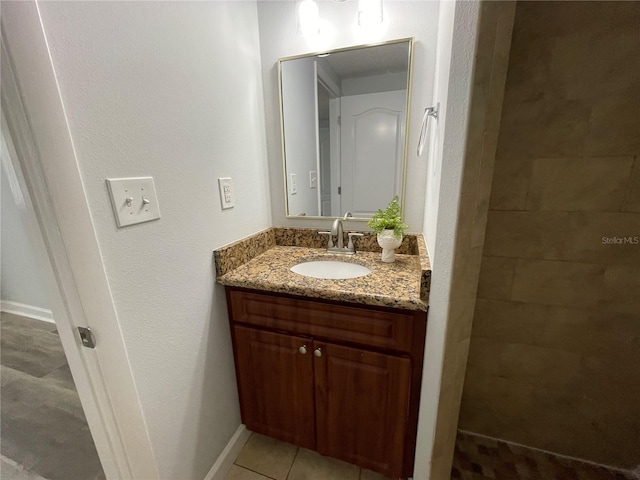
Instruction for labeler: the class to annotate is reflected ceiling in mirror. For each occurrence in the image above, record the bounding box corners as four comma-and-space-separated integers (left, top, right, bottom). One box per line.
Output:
279, 38, 413, 220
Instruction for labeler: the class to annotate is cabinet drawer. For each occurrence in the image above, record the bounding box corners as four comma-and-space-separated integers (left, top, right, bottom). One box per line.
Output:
227, 289, 416, 353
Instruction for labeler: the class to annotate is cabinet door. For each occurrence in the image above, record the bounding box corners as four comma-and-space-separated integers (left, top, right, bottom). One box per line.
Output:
314, 342, 411, 479
233, 326, 316, 449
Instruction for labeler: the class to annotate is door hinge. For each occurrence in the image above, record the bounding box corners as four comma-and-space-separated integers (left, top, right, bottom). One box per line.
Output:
337, 115, 341, 126
338, 186, 341, 195
78, 326, 96, 349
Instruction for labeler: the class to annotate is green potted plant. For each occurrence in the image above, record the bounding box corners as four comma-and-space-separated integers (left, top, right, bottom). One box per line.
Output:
367, 196, 408, 262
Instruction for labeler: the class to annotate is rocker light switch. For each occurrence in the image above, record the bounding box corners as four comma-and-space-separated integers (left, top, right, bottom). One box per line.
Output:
106, 177, 161, 228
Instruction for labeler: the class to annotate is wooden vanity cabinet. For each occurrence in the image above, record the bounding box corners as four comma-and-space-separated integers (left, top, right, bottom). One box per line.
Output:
226, 287, 427, 480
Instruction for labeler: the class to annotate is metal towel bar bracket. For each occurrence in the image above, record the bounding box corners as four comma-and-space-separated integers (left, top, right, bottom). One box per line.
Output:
417, 103, 439, 157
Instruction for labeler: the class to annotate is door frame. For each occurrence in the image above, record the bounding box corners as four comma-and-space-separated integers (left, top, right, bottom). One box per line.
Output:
1, 5, 158, 478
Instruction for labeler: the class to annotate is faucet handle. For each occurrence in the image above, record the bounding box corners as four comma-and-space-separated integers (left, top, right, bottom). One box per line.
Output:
318, 231, 334, 248
347, 232, 364, 252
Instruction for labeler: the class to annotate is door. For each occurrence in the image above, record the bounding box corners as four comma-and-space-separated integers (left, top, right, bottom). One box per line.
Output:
340, 90, 406, 217
314, 342, 411, 479
233, 326, 316, 449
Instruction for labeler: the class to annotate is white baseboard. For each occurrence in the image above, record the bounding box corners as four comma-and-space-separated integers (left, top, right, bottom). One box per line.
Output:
203, 424, 251, 480
0, 300, 54, 324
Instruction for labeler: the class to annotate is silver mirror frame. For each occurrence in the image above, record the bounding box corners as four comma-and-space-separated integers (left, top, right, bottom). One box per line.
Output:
278, 37, 415, 221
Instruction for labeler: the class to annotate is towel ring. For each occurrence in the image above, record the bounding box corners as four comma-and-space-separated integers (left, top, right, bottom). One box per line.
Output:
417, 104, 439, 157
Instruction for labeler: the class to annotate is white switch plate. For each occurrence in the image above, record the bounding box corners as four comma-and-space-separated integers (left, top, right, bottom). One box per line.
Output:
290, 174, 297, 195
309, 170, 317, 189
106, 177, 161, 228
218, 177, 235, 209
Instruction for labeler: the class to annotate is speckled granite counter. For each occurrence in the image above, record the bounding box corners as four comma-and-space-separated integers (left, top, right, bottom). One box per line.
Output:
214, 228, 430, 312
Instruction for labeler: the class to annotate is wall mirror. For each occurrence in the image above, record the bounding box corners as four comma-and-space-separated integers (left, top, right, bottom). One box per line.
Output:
279, 38, 414, 219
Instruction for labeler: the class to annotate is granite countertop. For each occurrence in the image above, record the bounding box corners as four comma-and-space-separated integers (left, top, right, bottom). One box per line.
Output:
216, 244, 428, 312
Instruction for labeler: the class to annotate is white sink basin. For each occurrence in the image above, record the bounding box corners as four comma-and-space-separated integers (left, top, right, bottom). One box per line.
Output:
290, 260, 371, 280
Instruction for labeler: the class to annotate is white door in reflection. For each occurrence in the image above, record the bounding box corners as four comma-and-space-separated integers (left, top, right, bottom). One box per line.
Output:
339, 90, 406, 217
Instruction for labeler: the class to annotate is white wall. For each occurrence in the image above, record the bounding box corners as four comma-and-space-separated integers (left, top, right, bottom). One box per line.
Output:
1, 141, 50, 311
416, 2, 480, 478
30, 2, 271, 479
258, 0, 439, 231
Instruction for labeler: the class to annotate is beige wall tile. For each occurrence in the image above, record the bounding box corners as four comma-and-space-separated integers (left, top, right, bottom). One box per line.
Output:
485, 3, 515, 132
623, 156, 640, 212
502, 33, 551, 106
549, 27, 640, 101
454, 193, 477, 252
498, 98, 589, 159
544, 308, 640, 359
471, 133, 500, 248
484, 210, 570, 260
476, 256, 516, 300
526, 157, 634, 212
474, 299, 640, 359
601, 264, 640, 315
459, 374, 536, 436
489, 155, 532, 210
448, 298, 477, 345
464, 338, 584, 392
461, 375, 640, 469
566, 212, 640, 266
510, 2, 640, 43
511, 259, 605, 308
449, 245, 483, 302
472, 299, 548, 346
524, 388, 640, 468
586, 91, 640, 156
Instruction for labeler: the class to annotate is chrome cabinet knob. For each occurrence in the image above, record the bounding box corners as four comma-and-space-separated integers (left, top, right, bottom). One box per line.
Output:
299, 345, 307, 355
314, 348, 322, 358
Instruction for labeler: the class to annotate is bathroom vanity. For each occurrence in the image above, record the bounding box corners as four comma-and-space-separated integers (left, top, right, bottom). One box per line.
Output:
215, 228, 430, 480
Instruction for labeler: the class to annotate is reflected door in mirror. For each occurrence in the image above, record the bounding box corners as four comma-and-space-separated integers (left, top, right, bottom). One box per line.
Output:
340, 91, 405, 218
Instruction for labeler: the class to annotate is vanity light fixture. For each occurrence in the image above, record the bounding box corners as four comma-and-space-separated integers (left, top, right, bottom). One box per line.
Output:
358, 0, 383, 27
297, 0, 320, 38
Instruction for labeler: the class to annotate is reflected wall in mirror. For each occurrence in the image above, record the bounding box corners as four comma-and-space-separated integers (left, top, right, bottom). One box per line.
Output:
279, 38, 413, 219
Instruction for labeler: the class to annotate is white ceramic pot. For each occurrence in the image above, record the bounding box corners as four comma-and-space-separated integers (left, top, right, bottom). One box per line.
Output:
377, 230, 403, 263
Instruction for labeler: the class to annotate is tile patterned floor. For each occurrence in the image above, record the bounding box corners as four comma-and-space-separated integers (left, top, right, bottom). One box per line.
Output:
452, 430, 638, 480
225, 432, 391, 480
0, 312, 104, 480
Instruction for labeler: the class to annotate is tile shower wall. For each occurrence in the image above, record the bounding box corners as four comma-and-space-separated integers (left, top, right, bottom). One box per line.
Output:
459, 0, 640, 471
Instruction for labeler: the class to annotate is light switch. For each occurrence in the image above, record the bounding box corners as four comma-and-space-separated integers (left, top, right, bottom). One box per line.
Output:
309, 170, 317, 189
290, 174, 297, 195
106, 177, 161, 228
218, 177, 235, 209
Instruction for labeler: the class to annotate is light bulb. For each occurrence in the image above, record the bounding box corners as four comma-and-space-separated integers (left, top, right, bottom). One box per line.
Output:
298, 0, 320, 37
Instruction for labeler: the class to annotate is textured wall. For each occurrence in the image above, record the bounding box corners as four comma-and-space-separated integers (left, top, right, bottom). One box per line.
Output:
417, 3, 516, 478
257, 0, 439, 232
35, 2, 272, 479
1, 149, 50, 311
460, 1, 640, 469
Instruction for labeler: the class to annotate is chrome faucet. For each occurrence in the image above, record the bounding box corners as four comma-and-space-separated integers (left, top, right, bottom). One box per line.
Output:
319, 213, 363, 254
331, 217, 345, 249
